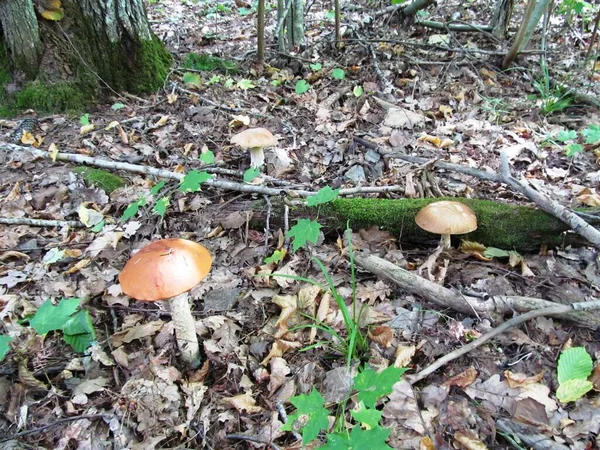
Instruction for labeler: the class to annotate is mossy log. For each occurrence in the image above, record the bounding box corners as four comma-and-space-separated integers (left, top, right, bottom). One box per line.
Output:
211, 197, 581, 252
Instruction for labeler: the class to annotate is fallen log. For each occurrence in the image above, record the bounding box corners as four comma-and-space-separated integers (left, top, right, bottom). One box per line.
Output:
210, 197, 579, 252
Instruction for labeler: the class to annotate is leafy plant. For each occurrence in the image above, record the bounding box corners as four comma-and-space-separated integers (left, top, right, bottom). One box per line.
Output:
282, 366, 407, 448
310, 62, 323, 71
353, 85, 363, 97
556, 346, 594, 402
0, 297, 96, 362
531, 60, 575, 115
331, 68, 346, 80
295, 79, 311, 94
121, 180, 166, 221
183, 53, 237, 73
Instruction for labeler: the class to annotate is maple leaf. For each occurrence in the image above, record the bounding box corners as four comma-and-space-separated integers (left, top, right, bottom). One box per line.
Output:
180, 170, 212, 193
287, 219, 321, 251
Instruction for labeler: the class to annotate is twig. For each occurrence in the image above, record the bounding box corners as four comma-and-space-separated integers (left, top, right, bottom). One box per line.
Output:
496, 419, 571, 450
407, 303, 578, 384
264, 195, 272, 251
227, 433, 281, 450
499, 151, 600, 248
0, 217, 84, 228
0, 414, 109, 443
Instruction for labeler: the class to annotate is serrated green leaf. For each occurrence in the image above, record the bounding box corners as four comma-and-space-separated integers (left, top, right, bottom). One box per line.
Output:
111, 103, 125, 110
295, 79, 311, 94
237, 79, 256, 90
0, 335, 13, 361
183, 72, 202, 87
556, 378, 593, 403
582, 124, 600, 144
207, 75, 221, 85
353, 366, 407, 409
63, 310, 96, 353
180, 170, 212, 193
306, 186, 340, 206
243, 167, 261, 183
30, 298, 81, 335
201, 150, 215, 164
150, 181, 166, 196
321, 426, 392, 450
351, 402, 382, 430
310, 63, 323, 71
287, 219, 322, 251
557, 347, 593, 383
80, 113, 90, 126
353, 85, 364, 97
282, 388, 329, 445
121, 201, 141, 221
565, 143, 584, 157
331, 68, 345, 80
224, 78, 235, 88
556, 130, 577, 142
483, 247, 511, 258
153, 197, 170, 217
264, 250, 285, 264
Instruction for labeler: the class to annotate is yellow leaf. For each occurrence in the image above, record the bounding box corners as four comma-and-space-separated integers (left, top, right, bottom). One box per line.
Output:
48, 143, 59, 161
80, 124, 95, 134
154, 115, 169, 127
41, 9, 64, 20
105, 121, 120, 130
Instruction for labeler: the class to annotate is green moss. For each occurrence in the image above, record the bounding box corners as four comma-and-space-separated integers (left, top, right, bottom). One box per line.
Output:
321, 197, 568, 251
14, 80, 92, 113
183, 53, 237, 73
132, 37, 172, 92
73, 167, 127, 194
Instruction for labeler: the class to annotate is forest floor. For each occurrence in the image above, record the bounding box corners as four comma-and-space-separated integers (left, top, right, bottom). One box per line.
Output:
2, 0, 600, 448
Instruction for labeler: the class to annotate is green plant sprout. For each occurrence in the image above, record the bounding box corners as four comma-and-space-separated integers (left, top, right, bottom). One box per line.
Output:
531, 60, 575, 115
295, 79, 311, 94
556, 346, 594, 402
331, 68, 345, 80
282, 366, 407, 448
0, 297, 96, 362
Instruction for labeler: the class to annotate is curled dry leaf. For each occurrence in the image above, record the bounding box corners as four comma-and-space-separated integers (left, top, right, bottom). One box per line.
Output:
504, 370, 545, 388
223, 392, 263, 413
369, 325, 394, 348
394, 344, 416, 368
442, 367, 478, 388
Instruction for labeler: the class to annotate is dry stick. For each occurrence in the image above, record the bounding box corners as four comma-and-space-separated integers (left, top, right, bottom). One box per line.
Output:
499, 151, 600, 248
0, 414, 110, 443
496, 419, 571, 450
0, 217, 84, 228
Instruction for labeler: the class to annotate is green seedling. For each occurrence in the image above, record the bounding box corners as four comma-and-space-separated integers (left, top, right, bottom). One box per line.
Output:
556, 346, 594, 402
295, 79, 311, 94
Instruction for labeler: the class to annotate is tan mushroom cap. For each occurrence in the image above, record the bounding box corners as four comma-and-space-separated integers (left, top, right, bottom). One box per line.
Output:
231, 128, 276, 149
415, 201, 477, 235
119, 238, 212, 301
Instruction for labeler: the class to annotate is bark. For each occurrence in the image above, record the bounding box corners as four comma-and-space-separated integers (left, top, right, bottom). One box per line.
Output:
257, 0, 265, 65
0, 0, 42, 78
210, 197, 580, 252
490, 0, 514, 40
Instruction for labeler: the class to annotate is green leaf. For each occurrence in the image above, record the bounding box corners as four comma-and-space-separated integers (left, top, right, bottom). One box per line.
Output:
111, 103, 126, 110
556, 129, 577, 142
565, 143, 584, 157
483, 247, 511, 258
243, 167, 261, 183
306, 186, 340, 206
30, 298, 81, 335
63, 310, 96, 353
557, 347, 593, 383
325, 10, 335, 21
331, 68, 345, 80
582, 125, 600, 144
281, 388, 329, 445
201, 150, 215, 164
224, 78, 235, 88
264, 250, 285, 264
0, 335, 13, 361
91, 219, 105, 233
353, 366, 407, 409
310, 63, 323, 71
183, 72, 202, 87
353, 85, 364, 97
180, 170, 212, 193
351, 402, 382, 430
80, 113, 90, 126
295, 79, 311, 94
150, 180, 166, 196
207, 75, 221, 85
556, 378, 593, 403
43, 248, 66, 265
287, 219, 322, 251
153, 197, 170, 217
321, 426, 392, 450
237, 79, 256, 90
391, 0, 406, 4
121, 201, 141, 221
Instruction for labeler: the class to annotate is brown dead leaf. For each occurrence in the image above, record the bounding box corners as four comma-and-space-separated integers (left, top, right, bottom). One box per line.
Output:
442, 367, 478, 388
111, 320, 164, 347
223, 392, 263, 413
384, 107, 428, 129
262, 339, 302, 365
369, 325, 393, 347
393, 344, 416, 368
453, 430, 488, 450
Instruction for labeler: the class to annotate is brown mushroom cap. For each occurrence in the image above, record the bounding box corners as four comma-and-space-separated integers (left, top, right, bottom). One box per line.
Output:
119, 238, 212, 301
415, 201, 477, 235
231, 128, 276, 149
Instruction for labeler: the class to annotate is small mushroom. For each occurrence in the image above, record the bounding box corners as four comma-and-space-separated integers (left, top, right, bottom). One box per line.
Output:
231, 127, 276, 168
415, 201, 477, 249
119, 238, 212, 368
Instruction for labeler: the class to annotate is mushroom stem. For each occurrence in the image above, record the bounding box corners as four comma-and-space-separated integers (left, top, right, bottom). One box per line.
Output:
249, 147, 265, 167
167, 292, 201, 368
441, 234, 452, 249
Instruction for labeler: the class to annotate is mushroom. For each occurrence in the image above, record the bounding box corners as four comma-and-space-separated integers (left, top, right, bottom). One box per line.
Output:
231, 127, 276, 168
119, 238, 212, 368
415, 201, 477, 249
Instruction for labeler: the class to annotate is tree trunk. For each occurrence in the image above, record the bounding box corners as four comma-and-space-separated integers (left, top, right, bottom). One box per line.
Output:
0, 0, 171, 112
209, 197, 580, 252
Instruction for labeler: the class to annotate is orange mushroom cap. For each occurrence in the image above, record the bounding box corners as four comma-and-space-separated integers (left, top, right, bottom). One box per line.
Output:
119, 238, 212, 301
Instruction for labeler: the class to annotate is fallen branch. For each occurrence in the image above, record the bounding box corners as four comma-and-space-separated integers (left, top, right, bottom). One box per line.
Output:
0, 217, 83, 228
353, 252, 600, 329
0, 414, 110, 443
1, 144, 405, 198
496, 419, 571, 450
